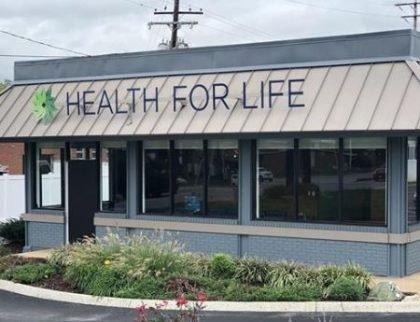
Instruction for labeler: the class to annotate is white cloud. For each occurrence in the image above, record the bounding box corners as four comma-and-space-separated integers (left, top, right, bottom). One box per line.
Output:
0, 0, 409, 80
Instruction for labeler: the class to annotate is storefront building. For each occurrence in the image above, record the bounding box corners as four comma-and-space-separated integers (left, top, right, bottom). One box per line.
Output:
1, 29, 420, 276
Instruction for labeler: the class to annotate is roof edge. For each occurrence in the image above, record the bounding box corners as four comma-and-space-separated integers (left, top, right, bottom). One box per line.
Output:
14, 29, 420, 82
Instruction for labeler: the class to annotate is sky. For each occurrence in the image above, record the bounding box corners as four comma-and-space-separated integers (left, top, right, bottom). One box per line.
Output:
0, 0, 411, 80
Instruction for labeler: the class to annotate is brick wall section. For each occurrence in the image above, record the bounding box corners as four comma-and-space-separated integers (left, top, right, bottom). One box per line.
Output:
95, 226, 128, 238
407, 240, 420, 275
96, 226, 388, 275
27, 222, 64, 249
245, 236, 389, 276
0, 143, 24, 174
107, 228, 240, 256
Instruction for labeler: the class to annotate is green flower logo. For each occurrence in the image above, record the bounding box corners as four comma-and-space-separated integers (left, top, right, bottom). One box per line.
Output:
32, 89, 57, 123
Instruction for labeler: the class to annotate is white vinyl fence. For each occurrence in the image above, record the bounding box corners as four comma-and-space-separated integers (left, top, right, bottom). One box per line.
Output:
0, 174, 25, 221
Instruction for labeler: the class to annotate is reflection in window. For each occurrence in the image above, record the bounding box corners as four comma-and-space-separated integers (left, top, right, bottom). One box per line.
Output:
257, 139, 294, 220
173, 140, 204, 216
342, 138, 386, 225
36, 143, 64, 209
101, 142, 127, 212
298, 139, 339, 222
408, 138, 418, 225
144, 141, 171, 214
208, 140, 239, 218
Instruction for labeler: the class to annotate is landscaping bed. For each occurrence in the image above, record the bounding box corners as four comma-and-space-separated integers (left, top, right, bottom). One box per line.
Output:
0, 218, 24, 255
0, 234, 381, 302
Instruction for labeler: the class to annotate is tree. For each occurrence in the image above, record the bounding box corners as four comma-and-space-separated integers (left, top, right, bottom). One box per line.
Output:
0, 80, 11, 92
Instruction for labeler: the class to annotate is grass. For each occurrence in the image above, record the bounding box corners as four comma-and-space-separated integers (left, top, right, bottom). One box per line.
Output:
0, 234, 374, 302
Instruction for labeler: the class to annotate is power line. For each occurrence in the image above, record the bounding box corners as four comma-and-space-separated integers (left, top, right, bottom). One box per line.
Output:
120, 0, 155, 9
187, 2, 274, 40
199, 24, 258, 42
127, 0, 271, 41
0, 30, 89, 56
282, 0, 401, 18
0, 54, 71, 58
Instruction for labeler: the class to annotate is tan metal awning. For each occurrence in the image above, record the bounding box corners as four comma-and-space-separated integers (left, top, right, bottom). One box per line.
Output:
0, 61, 419, 139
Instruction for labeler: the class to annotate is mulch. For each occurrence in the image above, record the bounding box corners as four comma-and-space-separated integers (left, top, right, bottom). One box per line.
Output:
32, 273, 79, 293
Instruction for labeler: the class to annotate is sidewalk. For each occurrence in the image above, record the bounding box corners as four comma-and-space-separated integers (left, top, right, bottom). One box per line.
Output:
375, 273, 420, 294
15, 249, 52, 260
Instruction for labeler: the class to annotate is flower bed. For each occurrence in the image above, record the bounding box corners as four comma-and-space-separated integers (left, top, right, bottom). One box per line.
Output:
0, 234, 374, 302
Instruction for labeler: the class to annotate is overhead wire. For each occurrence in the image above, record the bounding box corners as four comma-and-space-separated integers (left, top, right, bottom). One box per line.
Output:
187, 1, 275, 40
282, 0, 402, 18
0, 54, 71, 58
0, 29, 89, 56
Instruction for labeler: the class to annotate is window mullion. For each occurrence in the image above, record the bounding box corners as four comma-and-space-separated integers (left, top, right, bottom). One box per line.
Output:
203, 140, 209, 216
338, 138, 344, 223
169, 140, 175, 215
293, 138, 299, 220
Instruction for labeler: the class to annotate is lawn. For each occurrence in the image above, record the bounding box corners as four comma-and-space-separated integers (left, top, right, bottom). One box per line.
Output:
0, 233, 374, 302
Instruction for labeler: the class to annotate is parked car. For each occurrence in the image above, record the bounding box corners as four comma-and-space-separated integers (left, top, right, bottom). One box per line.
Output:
258, 167, 274, 182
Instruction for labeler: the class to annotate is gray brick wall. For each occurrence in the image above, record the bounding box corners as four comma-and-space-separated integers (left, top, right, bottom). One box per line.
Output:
27, 222, 64, 249
129, 228, 239, 256
245, 236, 389, 275
95, 226, 128, 238
407, 240, 420, 275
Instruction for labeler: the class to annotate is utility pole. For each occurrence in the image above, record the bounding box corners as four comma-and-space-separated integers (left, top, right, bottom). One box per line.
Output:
148, 0, 203, 49
396, 1, 420, 31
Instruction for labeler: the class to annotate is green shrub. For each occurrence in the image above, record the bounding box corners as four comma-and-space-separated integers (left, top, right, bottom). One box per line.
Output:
316, 263, 371, 293
209, 253, 236, 279
252, 283, 323, 301
114, 277, 167, 299
0, 245, 11, 258
224, 282, 323, 302
317, 264, 344, 288
325, 276, 366, 301
64, 262, 128, 297
2, 263, 55, 284
0, 256, 45, 275
183, 253, 210, 277
0, 219, 25, 245
223, 282, 255, 301
343, 263, 371, 292
268, 262, 318, 288
234, 258, 271, 285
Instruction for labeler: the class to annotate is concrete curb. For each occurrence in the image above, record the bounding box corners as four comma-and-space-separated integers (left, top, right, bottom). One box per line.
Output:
1, 279, 420, 313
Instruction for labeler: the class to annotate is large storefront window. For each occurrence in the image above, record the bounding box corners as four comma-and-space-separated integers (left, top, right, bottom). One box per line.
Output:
35, 143, 64, 209
174, 140, 205, 215
100, 142, 127, 212
256, 137, 387, 226
342, 138, 386, 225
142, 139, 239, 218
143, 141, 171, 214
208, 140, 239, 217
408, 138, 418, 225
257, 139, 294, 220
298, 139, 340, 222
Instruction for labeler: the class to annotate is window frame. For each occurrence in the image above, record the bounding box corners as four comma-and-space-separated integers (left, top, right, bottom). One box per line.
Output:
140, 139, 239, 219
33, 142, 65, 211
99, 141, 128, 214
254, 137, 387, 227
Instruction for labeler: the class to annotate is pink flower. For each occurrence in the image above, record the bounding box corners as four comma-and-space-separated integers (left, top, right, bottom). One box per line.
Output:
197, 291, 207, 302
135, 303, 147, 315
176, 294, 188, 307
